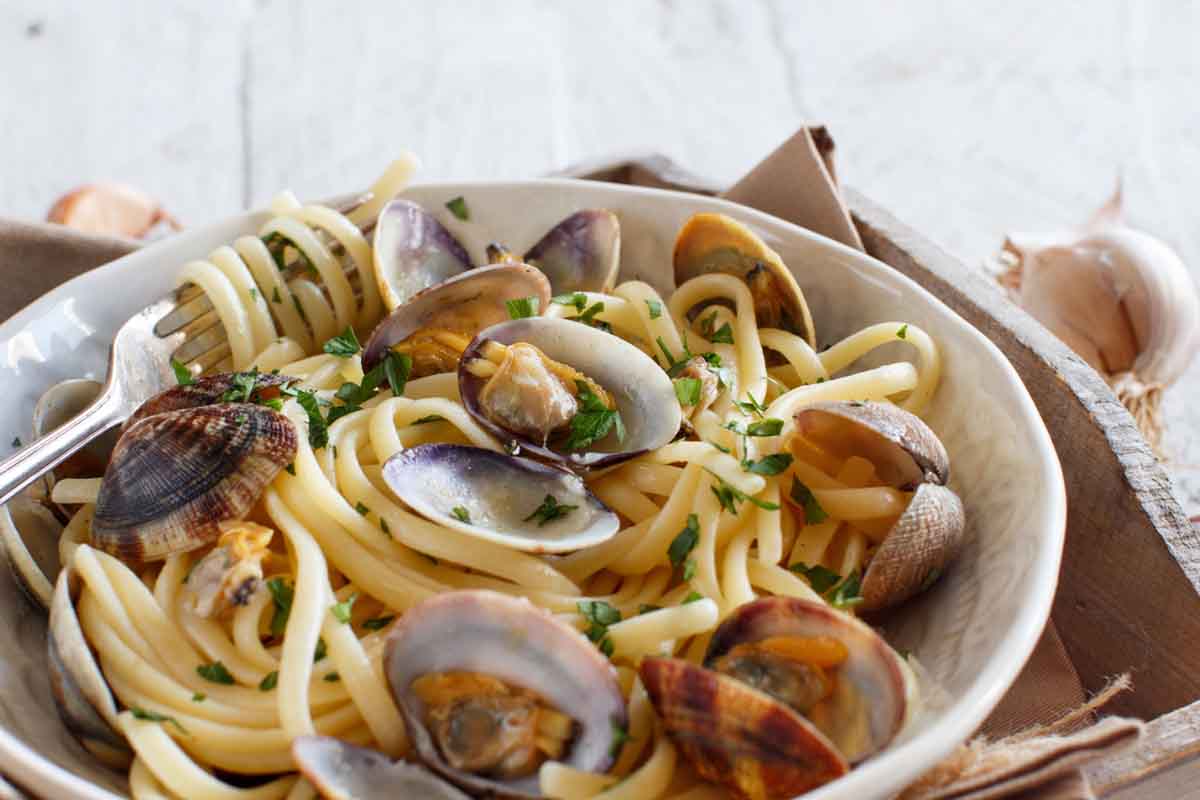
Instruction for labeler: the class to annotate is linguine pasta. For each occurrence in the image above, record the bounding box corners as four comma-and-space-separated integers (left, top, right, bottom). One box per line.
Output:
52, 161, 944, 800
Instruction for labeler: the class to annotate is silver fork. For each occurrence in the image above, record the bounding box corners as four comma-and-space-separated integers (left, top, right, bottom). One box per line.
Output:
0, 297, 187, 508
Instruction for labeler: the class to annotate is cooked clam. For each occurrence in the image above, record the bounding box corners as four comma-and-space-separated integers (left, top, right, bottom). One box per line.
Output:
373, 199, 473, 310
48, 564, 132, 768
179, 520, 273, 617
292, 736, 470, 800
385, 590, 627, 798
791, 402, 964, 611
381, 444, 619, 553
459, 317, 681, 470
641, 597, 908, 800
673, 212, 816, 347
524, 209, 620, 294
92, 404, 296, 562
361, 264, 552, 380
124, 371, 296, 431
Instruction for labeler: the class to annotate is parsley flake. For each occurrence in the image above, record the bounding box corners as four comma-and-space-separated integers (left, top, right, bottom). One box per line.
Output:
412, 414, 445, 425
552, 292, 587, 312
272, 286, 282, 304
192, 692, 206, 702
725, 417, 784, 437
293, 389, 328, 448
565, 381, 624, 450
742, 453, 793, 476
196, 661, 235, 685
506, 296, 540, 319
667, 514, 700, 568
673, 377, 701, 407
451, 506, 471, 524
383, 351, 412, 397
683, 590, 705, 604
897, 324, 908, 340
259, 671, 278, 691
789, 563, 842, 594
267, 577, 293, 637
362, 615, 395, 631
524, 494, 578, 527
314, 638, 327, 662
707, 469, 781, 514
645, 299, 663, 319
638, 604, 662, 615
789, 477, 829, 524
331, 593, 357, 624
355, 501, 370, 516
682, 558, 697, 581
323, 672, 341, 682
171, 358, 194, 386
323, 326, 361, 358
445, 196, 470, 221
130, 707, 187, 733
830, 570, 863, 609
611, 722, 632, 759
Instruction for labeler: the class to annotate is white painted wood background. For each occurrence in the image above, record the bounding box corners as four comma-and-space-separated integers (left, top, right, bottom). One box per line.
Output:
3, 3, 1200, 797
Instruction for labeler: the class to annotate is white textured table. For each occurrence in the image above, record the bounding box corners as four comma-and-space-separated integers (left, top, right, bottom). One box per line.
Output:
2, 1, 1199, 796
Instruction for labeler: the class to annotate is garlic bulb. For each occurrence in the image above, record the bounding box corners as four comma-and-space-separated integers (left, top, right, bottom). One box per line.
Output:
997, 187, 1200, 453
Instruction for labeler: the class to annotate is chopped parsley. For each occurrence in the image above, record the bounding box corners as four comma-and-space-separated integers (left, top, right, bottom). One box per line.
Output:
638, 604, 662, 615
724, 417, 784, 437
682, 559, 697, 581
789, 477, 829, 524
673, 377, 701, 407
267, 577, 293, 637
897, 324, 908, 340
355, 501, 370, 516
362, 615, 395, 631
667, 514, 700, 568
789, 563, 843, 594
445, 196, 470, 221
196, 661, 235, 685
524, 494, 578, 527
700, 311, 735, 344
683, 591, 705, 604
379, 518, 391, 536
829, 570, 863, 610
645, 299, 663, 319
314, 638, 327, 662
578, 600, 621, 657
412, 414, 445, 425
707, 469, 781, 515
249, 287, 259, 301
570, 301, 609, 330
707, 440, 732, 454
598, 637, 614, 658
565, 381, 625, 450
221, 370, 259, 403
272, 286, 282, 304
323, 326, 361, 358
383, 351, 412, 397
130, 707, 187, 733
733, 393, 768, 418
611, 722, 631, 759
742, 453, 793, 476
294, 389, 328, 448
191, 693, 206, 702
451, 506, 471, 524
261, 232, 316, 276
323, 672, 341, 682
506, 296, 540, 319
171, 358, 194, 386
259, 671, 278, 691
331, 593, 357, 624
552, 292, 587, 312
285, 462, 296, 475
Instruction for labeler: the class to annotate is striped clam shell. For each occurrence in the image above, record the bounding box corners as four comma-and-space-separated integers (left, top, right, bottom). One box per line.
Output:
123, 371, 297, 431
92, 404, 296, 562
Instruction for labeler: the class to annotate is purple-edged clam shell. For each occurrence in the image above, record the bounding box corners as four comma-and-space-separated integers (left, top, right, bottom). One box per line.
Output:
373, 199, 472, 309
524, 209, 620, 294
384, 590, 627, 798
292, 736, 470, 800
381, 444, 618, 553
361, 264, 551, 371
459, 317, 681, 470
705, 597, 909, 764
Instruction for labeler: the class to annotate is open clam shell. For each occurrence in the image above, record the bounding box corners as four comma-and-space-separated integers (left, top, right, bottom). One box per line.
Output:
793, 401, 964, 611
48, 565, 131, 769
384, 590, 626, 799
459, 317, 681, 470
381, 444, 619, 553
361, 264, 552, 374
640, 657, 848, 800
523, 209, 620, 294
373, 199, 472, 310
673, 212, 816, 347
292, 736, 470, 800
704, 597, 909, 763
92, 404, 296, 562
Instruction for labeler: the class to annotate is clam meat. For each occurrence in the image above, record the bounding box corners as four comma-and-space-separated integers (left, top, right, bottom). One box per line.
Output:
178, 520, 273, 617
459, 317, 681, 470
362, 263, 552, 380
640, 597, 908, 800
381, 444, 620, 553
385, 590, 626, 798
789, 401, 964, 611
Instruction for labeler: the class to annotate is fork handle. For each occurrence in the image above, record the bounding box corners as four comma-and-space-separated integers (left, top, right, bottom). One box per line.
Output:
0, 386, 124, 508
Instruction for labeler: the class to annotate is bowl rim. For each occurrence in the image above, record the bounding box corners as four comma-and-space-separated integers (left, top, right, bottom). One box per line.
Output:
0, 177, 1066, 800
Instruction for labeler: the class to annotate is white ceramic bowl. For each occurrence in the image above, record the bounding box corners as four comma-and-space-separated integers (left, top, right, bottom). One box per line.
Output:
0, 179, 1065, 799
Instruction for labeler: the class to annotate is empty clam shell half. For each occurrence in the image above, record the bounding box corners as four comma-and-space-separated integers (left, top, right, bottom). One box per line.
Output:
794, 401, 949, 489
459, 317, 681, 470
292, 736, 470, 800
92, 404, 296, 562
705, 596, 909, 763
48, 565, 132, 769
673, 211, 816, 347
361, 263, 552, 373
524, 209, 620, 294
381, 444, 619, 553
385, 590, 627, 798
374, 199, 472, 310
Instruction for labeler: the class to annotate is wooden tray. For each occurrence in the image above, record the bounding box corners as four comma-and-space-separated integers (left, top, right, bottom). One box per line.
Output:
563, 155, 1200, 798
